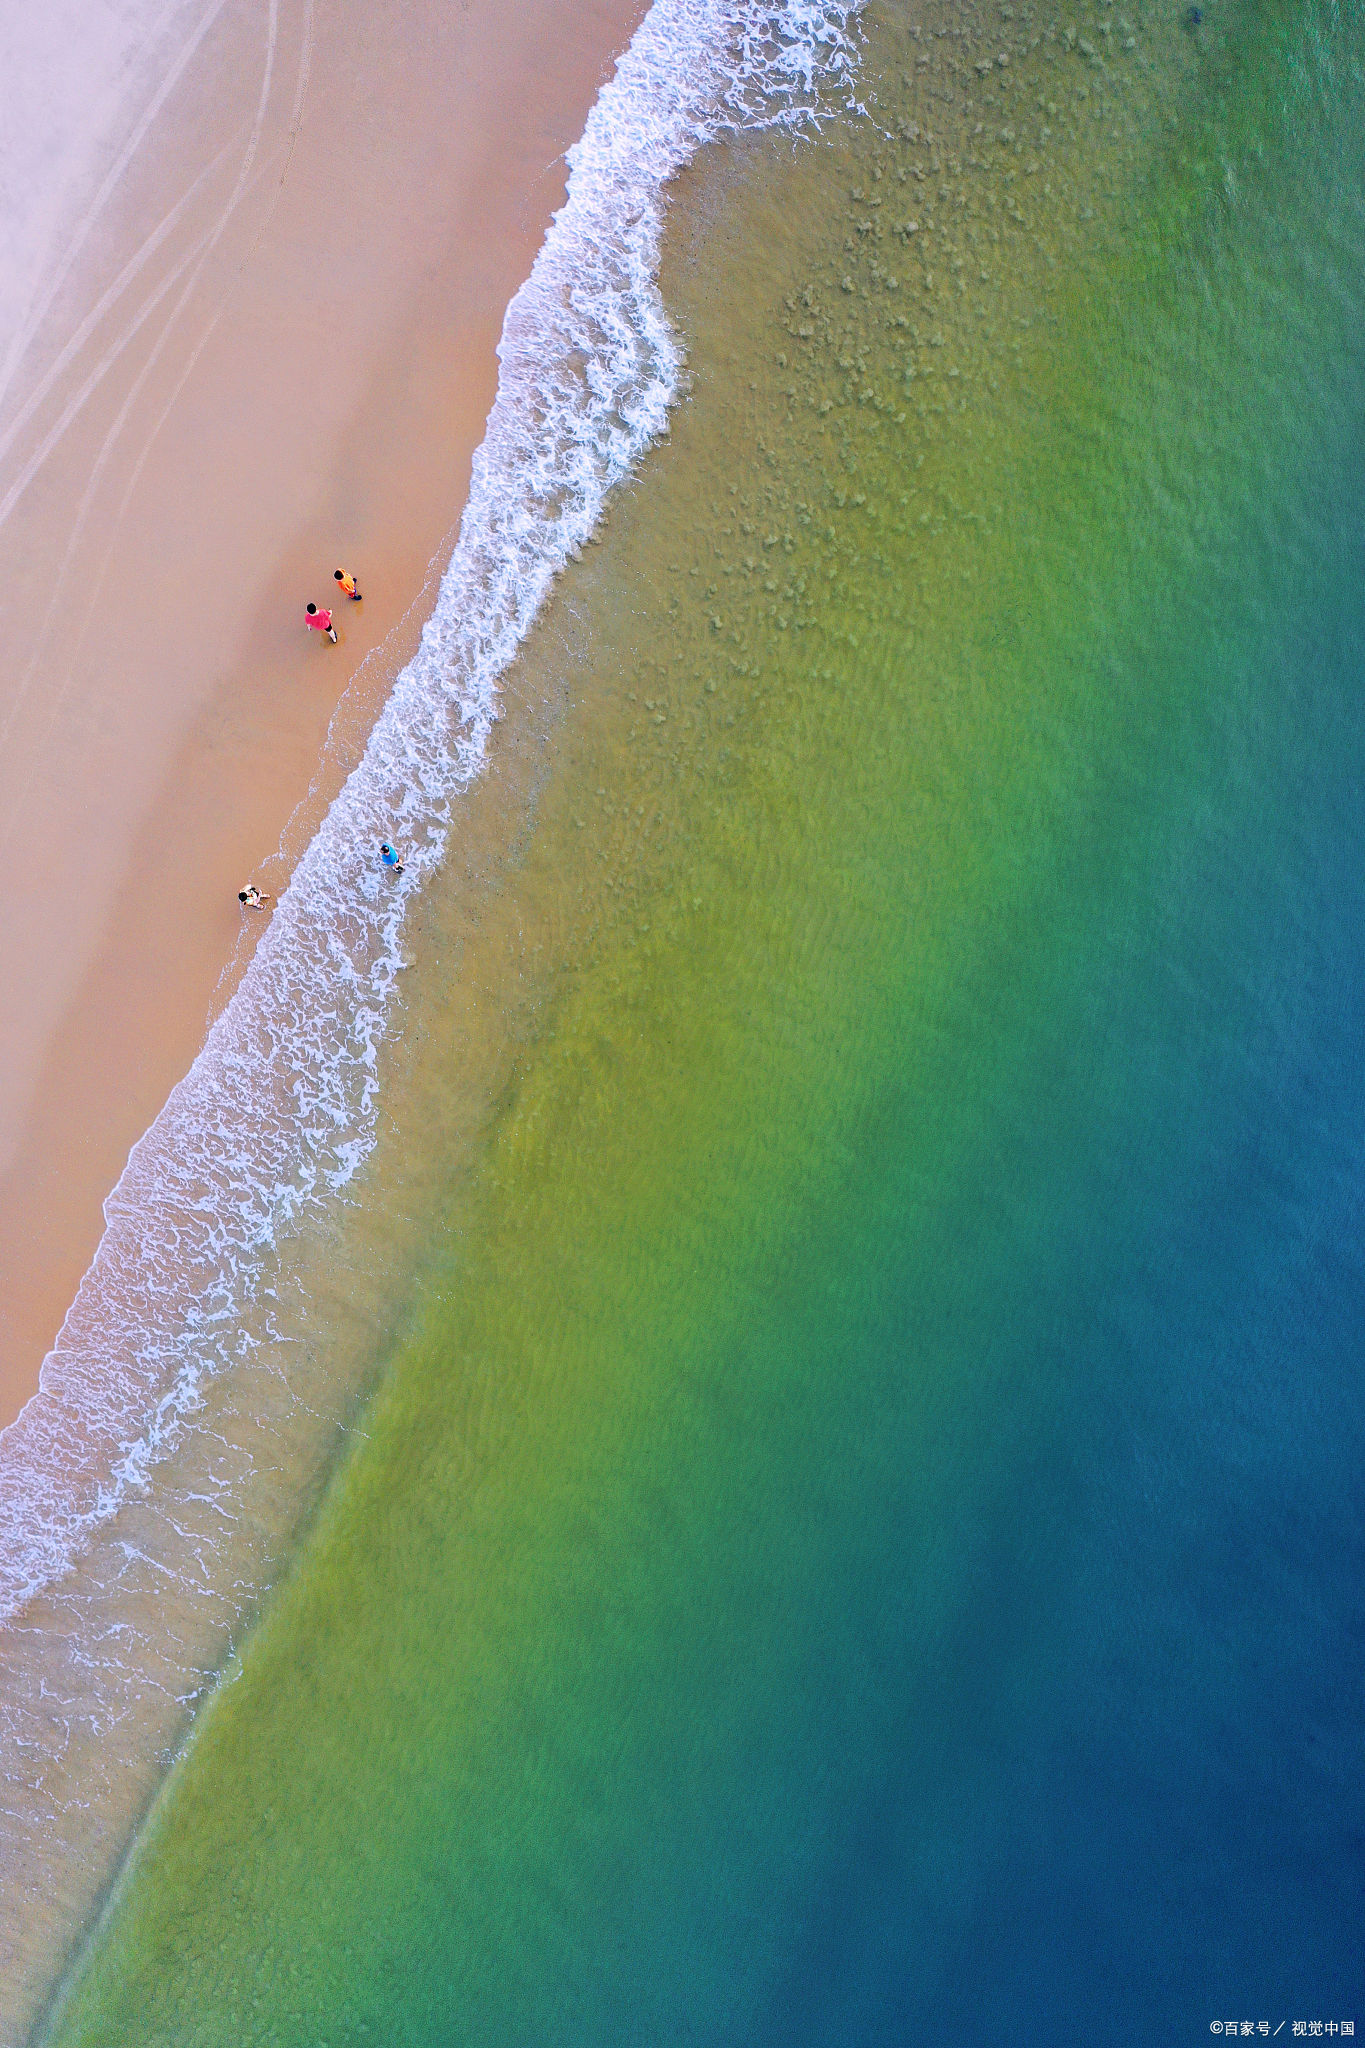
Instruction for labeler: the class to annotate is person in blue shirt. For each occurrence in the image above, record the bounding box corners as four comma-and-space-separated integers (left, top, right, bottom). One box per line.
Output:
380, 842, 404, 875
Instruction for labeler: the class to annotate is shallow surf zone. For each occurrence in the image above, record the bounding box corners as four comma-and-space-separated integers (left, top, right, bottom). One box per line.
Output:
0, 0, 859, 2033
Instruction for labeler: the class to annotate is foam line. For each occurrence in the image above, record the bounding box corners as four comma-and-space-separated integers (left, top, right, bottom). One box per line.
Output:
0, 0, 858, 1627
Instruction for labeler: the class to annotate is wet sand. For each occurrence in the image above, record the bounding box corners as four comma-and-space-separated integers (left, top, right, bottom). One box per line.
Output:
0, 0, 645, 1423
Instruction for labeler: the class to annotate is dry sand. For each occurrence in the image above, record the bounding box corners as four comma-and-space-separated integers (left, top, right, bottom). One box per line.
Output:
0, 0, 646, 1422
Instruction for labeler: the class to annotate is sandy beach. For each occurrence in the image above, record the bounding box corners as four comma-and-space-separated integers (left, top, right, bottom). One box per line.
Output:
0, 0, 645, 1424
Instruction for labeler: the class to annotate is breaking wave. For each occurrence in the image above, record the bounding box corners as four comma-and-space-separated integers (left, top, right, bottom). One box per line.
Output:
0, 0, 860, 1627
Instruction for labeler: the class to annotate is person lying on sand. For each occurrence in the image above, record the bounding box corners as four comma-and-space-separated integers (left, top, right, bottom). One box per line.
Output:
380, 843, 404, 875
334, 568, 362, 600
305, 602, 338, 643
238, 885, 272, 909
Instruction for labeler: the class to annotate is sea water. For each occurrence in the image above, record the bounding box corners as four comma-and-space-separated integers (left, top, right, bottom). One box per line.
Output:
25, 0, 1365, 2039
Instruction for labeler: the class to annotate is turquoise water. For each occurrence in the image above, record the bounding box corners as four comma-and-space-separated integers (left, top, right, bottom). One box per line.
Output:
42, 2, 1365, 2040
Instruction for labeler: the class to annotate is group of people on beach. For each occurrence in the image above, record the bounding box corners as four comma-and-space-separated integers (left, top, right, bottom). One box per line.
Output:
238, 568, 405, 913
303, 566, 362, 644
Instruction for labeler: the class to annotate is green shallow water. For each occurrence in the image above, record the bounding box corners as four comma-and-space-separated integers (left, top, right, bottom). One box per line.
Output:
44, 2, 1365, 2040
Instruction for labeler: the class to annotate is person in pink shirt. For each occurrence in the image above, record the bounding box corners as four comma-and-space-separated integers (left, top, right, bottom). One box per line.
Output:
305, 602, 337, 643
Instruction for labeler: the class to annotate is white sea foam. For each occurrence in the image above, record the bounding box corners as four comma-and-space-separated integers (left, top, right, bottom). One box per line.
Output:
0, 0, 858, 1626
0, 0, 859, 2025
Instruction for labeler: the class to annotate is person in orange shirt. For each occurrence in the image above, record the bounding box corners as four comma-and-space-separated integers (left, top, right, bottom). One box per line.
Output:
305, 602, 338, 642
334, 567, 362, 600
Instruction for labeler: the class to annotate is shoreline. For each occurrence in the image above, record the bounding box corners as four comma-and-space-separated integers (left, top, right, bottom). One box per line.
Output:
0, 0, 647, 1424
0, 4, 870, 2029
